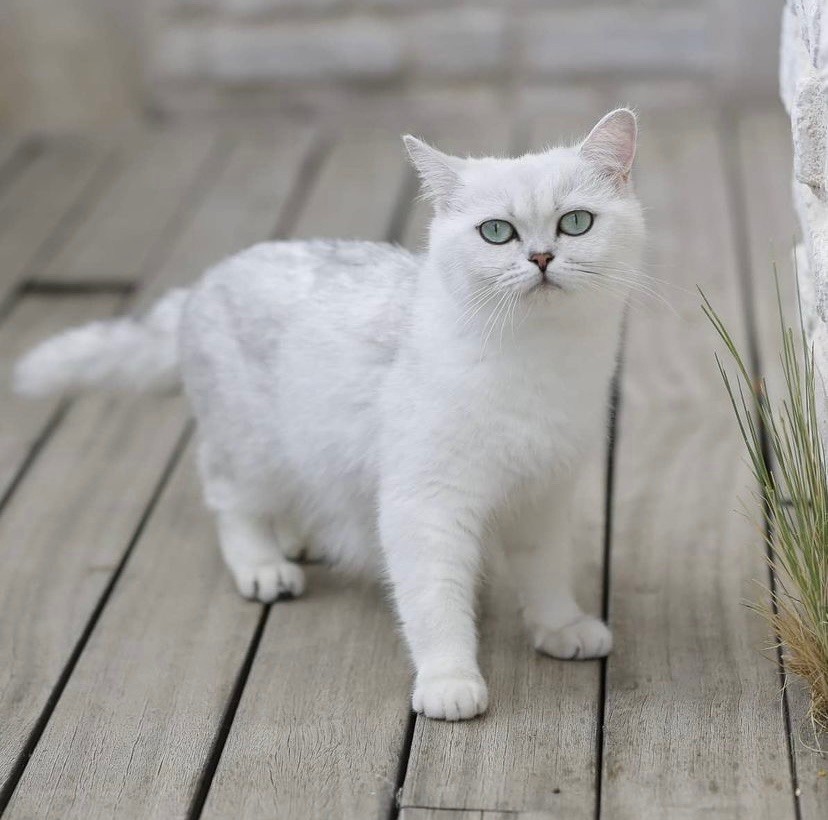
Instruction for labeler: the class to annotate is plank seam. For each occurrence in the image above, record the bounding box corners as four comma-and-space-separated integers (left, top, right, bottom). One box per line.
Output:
385, 167, 420, 247
20, 280, 137, 296
271, 129, 332, 241
384, 132, 438, 818
388, 710, 417, 820
187, 124, 334, 818
399, 805, 520, 815
0, 421, 193, 815
129, 134, 237, 289
0, 138, 42, 197
594, 313, 626, 820
0, 148, 121, 321
718, 107, 803, 820
0, 402, 69, 524
20, 147, 122, 284
187, 605, 270, 820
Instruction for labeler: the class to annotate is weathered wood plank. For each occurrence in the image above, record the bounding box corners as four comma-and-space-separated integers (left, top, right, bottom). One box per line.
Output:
399, 809, 483, 820
0, 295, 119, 502
38, 129, 218, 285
1, 122, 322, 817
400, 109, 604, 817
201, 569, 411, 820
0, 138, 111, 302
788, 681, 828, 818
735, 106, 828, 820
0, 388, 188, 800
600, 111, 796, 819
400, 809, 553, 819
4, 446, 262, 820
290, 130, 409, 241
135, 122, 318, 309
201, 131, 413, 820
0, 136, 24, 176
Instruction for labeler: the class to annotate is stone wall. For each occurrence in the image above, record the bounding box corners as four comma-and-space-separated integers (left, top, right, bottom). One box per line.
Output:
146, 0, 781, 115
780, 0, 828, 438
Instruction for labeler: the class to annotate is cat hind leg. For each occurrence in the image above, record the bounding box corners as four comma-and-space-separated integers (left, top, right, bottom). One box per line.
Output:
216, 509, 306, 602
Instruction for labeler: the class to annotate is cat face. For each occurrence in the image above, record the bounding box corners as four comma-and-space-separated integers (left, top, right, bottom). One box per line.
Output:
404, 109, 646, 317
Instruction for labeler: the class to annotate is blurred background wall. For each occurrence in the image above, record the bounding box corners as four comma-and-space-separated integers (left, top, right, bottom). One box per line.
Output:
1, 0, 785, 131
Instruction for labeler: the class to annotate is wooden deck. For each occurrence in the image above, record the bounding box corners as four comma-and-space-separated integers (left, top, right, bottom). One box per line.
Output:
0, 100, 825, 819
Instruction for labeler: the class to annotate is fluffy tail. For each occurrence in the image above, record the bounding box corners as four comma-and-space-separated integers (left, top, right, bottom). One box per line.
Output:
13, 289, 189, 398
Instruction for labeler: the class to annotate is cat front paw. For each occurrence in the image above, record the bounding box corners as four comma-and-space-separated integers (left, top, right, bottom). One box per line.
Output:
532, 614, 612, 660
230, 560, 306, 603
412, 672, 488, 721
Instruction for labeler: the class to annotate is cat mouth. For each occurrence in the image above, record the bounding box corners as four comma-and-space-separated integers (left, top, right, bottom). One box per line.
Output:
535, 276, 563, 292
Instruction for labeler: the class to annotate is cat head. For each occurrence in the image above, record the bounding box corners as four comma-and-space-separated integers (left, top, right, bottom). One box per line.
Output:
404, 109, 646, 321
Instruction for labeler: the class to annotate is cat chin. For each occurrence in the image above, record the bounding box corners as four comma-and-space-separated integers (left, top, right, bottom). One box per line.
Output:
527, 279, 568, 300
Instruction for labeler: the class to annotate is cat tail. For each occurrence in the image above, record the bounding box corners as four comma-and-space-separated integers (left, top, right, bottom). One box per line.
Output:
13, 288, 189, 398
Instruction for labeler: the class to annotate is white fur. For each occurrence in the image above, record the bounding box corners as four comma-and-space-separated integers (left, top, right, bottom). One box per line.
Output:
14, 289, 188, 397
14, 110, 645, 721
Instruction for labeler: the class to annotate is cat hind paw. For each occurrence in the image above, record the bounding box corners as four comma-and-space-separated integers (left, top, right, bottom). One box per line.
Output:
532, 614, 612, 660
231, 560, 306, 603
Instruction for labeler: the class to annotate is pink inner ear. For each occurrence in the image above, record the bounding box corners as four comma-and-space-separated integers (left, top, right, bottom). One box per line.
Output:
580, 110, 637, 178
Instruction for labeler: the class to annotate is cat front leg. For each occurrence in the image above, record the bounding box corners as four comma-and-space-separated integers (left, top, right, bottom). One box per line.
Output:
380, 493, 488, 721
507, 481, 612, 660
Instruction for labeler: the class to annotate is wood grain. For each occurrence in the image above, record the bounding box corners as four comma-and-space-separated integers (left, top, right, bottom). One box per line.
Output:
0, 295, 119, 502
0, 136, 23, 175
4, 446, 264, 819
2, 122, 320, 818
599, 111, 796, 819
0, 387, 189, 798
38, 129, 218, 284
735, 106, 828, 820
201, 569, 411, 820
400, 809, 554, 819
399, 809, 483, 820
135, 122, 318, 309
290, 130, 410, 241
201, 131, 414, 820
0, 138, 110, 301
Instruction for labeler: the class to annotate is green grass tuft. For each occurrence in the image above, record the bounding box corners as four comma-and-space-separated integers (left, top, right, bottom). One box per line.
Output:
702, 272, 828, 736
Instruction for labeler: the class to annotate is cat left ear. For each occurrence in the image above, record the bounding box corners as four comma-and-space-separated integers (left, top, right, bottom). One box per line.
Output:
579, 108, 637, 182
403, 135, 463, 204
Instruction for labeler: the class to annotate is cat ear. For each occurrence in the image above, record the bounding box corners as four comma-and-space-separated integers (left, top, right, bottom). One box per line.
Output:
403, 135, 463, 203
579, 108, 637, 181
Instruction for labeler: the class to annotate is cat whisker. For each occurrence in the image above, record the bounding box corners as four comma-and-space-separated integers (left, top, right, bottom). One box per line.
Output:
480, 290, 512, 359
564, 266, 675, 312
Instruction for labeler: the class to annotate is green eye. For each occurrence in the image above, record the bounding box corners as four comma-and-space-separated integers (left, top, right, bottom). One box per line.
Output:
478, 219, 518, 245
558, 210, 594, 236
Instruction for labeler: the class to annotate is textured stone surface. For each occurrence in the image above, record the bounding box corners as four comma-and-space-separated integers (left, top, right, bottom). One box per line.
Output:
520, 8, 710, 77
780, 0, 828, 437
147, 2, 771, 98
154, 19, 404, 82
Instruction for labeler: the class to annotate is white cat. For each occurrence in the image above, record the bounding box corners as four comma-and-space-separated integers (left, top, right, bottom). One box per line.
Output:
14, 109, 645, 721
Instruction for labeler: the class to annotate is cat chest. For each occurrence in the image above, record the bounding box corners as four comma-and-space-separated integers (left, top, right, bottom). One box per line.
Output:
457, 370, 608, 477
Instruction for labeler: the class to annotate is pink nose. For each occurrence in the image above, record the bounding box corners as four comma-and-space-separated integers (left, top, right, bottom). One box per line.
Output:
529, 252, 554, 273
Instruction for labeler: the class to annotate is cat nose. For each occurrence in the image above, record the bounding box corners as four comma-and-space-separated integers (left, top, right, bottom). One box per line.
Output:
528, 252, 554, 273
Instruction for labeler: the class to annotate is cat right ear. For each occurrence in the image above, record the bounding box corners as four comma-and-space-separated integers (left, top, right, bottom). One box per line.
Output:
579, 108, 637, 182
403, 136, 463, 204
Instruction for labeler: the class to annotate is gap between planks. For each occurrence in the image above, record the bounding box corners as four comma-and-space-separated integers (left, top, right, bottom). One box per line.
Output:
728, 104, 828, 819
0, 122, 321, 810
0, 125, 419, 820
